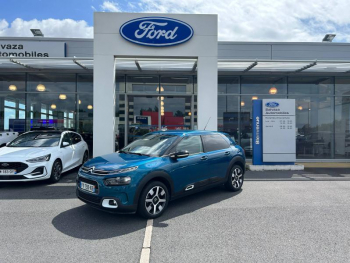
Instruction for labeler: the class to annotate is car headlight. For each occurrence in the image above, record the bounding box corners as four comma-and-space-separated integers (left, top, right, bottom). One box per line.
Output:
26, 154, 51, 163
104, 176, 131, 186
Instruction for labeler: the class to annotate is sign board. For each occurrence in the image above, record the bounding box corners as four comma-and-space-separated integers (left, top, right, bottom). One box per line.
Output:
134, 116, 151, 125
0, 41, 66, 57
262, 99, 296, 162
120, 17, 194, 47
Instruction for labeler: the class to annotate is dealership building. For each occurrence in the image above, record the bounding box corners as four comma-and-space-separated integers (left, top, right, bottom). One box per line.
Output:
1, 12, 350, 161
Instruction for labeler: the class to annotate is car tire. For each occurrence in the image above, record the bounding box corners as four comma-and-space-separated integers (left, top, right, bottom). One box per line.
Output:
137, 181, 169, 219
49, 160, 62, 183
225, 164, 244, 192
82, 151, 89, 165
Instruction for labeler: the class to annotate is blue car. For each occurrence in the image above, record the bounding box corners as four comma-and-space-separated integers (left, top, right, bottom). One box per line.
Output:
76, 130, 245, 218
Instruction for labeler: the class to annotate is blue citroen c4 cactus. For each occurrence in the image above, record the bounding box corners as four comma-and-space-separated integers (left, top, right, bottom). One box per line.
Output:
76, 130, 245, 219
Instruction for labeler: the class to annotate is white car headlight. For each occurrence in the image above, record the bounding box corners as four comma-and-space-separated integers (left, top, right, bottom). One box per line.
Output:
26, 154, 51, 163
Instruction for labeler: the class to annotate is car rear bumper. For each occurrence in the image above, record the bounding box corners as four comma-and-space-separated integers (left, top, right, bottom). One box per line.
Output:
76, 188, 137, 214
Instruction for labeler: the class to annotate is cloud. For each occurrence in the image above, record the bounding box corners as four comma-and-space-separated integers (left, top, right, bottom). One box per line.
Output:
136, 0, 350, 42
100, 1, 121, 12
0, 18, 93, 38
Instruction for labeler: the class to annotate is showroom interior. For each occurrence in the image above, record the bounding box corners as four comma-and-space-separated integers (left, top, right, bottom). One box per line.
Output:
1, 12, 350, 161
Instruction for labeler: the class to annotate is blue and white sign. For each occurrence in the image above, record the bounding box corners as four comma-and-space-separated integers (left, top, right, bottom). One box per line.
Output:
252, 99, 296, 165
119, 17, 194, 47
265, 102, 279, 108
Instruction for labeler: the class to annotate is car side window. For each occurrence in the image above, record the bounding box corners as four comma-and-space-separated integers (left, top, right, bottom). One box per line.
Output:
62, 133, 72, 146
175, 136, 203, 155
202, 134, 230, 152
71, 133, 82, 144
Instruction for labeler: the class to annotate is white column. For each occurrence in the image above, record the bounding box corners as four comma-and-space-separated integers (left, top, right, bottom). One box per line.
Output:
93, 55, 116, 157
197, 56, 218, 131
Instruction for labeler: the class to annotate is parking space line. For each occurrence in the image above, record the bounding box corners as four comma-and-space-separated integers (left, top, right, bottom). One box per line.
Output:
140, 219, 153, 263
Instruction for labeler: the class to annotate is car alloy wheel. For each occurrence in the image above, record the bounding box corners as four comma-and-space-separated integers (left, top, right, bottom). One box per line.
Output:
49, 160, 62, 183
145, 186, 167, 216
231, 167, 243, 189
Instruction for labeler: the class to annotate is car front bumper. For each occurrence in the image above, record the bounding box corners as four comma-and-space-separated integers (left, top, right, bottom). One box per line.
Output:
76, 188, 137, 214
76, 172, 138, 214
0, 162, 49, 182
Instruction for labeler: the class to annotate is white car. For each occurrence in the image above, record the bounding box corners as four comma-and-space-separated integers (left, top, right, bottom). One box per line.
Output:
0, 131, 89, 183
0, 131, 18, 147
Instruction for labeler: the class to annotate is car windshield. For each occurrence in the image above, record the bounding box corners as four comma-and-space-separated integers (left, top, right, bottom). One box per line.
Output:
8, 132, 61, 147
121, 134, 178, 157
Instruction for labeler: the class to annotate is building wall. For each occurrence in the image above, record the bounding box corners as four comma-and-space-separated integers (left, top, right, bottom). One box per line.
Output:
218, 42, 350, 60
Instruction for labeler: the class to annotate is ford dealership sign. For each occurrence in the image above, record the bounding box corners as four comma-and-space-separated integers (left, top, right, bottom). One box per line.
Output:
119, 17, 194, 47
265, 102, 280, 108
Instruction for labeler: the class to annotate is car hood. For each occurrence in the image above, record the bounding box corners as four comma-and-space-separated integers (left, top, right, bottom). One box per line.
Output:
83, 152, 158, 171
0, 147, 53, 159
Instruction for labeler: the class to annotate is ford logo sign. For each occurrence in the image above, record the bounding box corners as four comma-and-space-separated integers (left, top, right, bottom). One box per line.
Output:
120, 17, 194, 47
265, 102, 280, 108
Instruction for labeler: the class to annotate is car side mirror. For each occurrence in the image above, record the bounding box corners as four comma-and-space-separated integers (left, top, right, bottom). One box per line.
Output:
170, 150, 189, 159
62, 142, 70, 147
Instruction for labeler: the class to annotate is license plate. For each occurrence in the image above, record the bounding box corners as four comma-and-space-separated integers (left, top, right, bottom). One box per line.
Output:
80, 181, 95, 193
0, 169, 16, 175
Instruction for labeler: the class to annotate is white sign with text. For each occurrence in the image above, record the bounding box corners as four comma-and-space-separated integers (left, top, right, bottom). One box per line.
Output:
262, 99, 296, 162
0, 41, 66, 58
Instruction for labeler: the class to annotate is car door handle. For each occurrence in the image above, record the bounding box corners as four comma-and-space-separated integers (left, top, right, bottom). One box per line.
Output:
201, 156, 208, 161
224, 151, 230, 155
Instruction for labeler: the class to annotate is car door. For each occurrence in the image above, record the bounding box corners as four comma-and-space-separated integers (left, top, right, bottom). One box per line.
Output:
168, 135, 211, 193
70, 132, 84, 166
60, 132, 74, 170
201, 134, 232, 180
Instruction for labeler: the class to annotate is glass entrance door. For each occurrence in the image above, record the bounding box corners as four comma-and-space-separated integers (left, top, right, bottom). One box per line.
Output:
160, 96, 192, 131
125, 95, 192, 146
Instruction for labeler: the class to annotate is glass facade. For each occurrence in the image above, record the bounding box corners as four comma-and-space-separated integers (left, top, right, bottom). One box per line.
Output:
1, 71, 349, 160
0, 73, 93, 153
218, 76, 350, 160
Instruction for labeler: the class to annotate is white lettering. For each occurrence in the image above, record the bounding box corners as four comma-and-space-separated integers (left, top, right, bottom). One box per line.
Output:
134, 21, 178, 41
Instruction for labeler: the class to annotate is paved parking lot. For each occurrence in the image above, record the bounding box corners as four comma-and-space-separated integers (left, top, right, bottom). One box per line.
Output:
1, 169, 350, 263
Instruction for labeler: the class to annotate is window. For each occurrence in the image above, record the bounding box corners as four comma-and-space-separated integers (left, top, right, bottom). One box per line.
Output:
176, 136, 203, 155
202, 134, 230, 152
62, 133, 72, 146
71, 133, 82, 144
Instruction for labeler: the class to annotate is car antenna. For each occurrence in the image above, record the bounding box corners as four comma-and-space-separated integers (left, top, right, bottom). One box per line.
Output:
204, 117, 211, 130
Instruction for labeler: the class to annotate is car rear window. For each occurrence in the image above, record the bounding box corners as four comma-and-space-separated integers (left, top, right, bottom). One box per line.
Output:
202, 134, 230, 152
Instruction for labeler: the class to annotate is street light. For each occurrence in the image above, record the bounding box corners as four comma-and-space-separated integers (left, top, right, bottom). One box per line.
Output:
322, 34, 336, 42
30, 29, 44, 37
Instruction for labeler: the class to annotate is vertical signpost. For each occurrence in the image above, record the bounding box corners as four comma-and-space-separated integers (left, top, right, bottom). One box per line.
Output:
252, 99, 301, 169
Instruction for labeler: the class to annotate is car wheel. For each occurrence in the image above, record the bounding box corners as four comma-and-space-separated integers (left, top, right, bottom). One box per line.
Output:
225, 164, 244, 192
82, 151, 89, 165
138, 181, 169, 219
49, 160, 62, 183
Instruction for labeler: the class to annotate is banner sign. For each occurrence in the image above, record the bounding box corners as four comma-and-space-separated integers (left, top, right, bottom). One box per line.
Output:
0, 41, 66, 57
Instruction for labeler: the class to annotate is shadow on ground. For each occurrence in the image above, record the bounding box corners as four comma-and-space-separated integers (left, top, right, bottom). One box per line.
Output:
0, 168, 78, 199
51, 186, 241, 240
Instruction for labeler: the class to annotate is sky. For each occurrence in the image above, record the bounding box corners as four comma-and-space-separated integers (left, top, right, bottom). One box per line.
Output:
1, 0, 350, 42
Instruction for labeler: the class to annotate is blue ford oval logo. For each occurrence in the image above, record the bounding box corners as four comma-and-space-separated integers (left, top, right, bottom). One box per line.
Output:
120, 17, 194, 47
265, 102, 279, 108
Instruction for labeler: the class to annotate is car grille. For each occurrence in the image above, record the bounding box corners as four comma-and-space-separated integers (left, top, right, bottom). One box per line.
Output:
77, 189, 102, 204
0, 162, 28, 173
81, 166, 111, 176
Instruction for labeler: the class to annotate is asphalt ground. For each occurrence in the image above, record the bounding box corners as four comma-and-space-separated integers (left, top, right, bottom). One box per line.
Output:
1, 168, 350, 263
